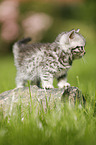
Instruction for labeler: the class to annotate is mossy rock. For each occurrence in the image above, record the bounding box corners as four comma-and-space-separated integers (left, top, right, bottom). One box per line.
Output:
0, 85, 85, 116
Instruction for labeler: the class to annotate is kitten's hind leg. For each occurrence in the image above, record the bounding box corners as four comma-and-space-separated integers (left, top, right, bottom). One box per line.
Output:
16, 74, 26, 88
57, 74, 70, 89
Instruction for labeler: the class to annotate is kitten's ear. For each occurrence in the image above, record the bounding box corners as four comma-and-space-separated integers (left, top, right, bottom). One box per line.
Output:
68, 29, 75, 39
76, 29, 80, 33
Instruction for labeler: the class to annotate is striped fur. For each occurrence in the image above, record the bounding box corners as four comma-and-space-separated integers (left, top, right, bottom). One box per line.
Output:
13, 29, 86, 89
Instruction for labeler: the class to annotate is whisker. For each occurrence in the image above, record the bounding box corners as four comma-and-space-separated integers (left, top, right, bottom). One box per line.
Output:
82, 57, 88, 64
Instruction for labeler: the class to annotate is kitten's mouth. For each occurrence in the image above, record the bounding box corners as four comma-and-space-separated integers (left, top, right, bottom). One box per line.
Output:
71, 46, 86, 56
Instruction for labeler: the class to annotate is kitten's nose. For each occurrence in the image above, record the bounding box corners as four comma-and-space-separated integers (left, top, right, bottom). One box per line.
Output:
84, 51, 86, 54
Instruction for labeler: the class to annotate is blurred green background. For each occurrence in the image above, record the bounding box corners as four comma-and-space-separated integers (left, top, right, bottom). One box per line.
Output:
0, 0, 96, 93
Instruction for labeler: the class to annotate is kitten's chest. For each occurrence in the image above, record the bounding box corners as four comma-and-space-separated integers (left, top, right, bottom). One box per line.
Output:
54, 51, 73, 77
58, 51, 72, 68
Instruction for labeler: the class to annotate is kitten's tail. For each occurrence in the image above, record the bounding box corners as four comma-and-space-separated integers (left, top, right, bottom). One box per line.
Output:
17, 37, 32, 46
13, 37, 32, 58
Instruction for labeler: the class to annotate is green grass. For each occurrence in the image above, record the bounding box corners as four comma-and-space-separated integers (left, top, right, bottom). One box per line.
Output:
0, 89, 96, 145
0, 55, 16, 93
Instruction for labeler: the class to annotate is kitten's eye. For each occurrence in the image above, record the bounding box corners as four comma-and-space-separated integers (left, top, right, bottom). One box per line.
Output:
81, 46, 83, 50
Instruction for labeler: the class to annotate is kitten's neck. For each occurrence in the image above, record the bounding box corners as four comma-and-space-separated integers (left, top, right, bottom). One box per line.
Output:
51, 42, 71, 56
50, 42, 73, 67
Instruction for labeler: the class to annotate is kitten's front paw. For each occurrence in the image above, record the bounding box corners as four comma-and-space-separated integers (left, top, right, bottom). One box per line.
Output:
45, 86, 54, 90
42, 80, 54, 90
63, 83, 70, 88
43, 84, 54, 90
58, 81, 70, 89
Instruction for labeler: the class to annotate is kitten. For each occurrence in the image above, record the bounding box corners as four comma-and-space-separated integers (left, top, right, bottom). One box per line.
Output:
13, 29, 86, 89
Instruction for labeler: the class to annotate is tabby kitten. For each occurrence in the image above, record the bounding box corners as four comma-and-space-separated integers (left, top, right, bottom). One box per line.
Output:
13, 29, 86, 89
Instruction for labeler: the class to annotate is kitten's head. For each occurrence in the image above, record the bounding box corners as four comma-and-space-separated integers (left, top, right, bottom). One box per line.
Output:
55, 29, 86, 59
